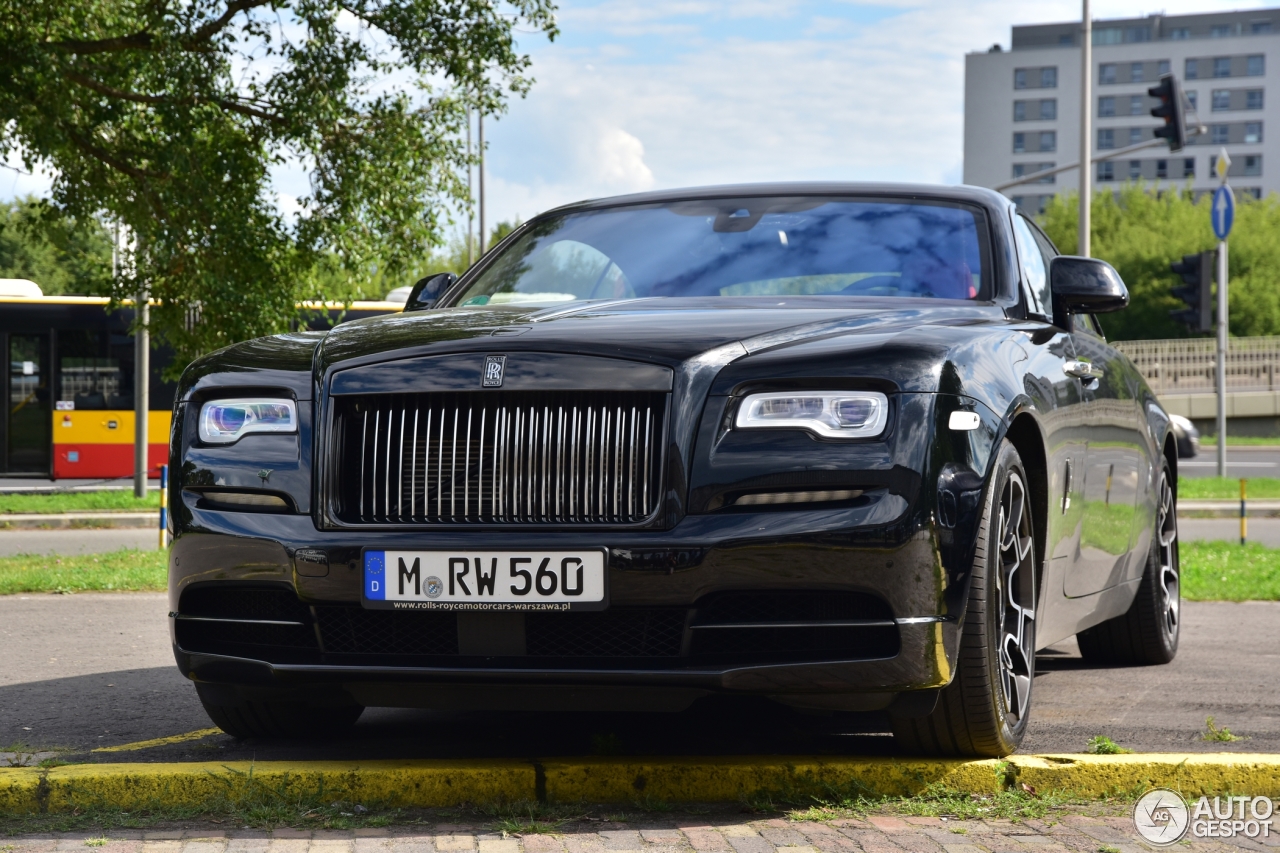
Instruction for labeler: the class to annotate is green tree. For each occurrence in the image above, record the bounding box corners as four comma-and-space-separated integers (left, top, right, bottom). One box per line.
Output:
1041, 185, 1280, 341
0, 196, 113, 295
0, 1, 557, 370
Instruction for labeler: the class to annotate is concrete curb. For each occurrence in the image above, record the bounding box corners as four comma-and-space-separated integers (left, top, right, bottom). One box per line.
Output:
2, 754, 1280, 813
0, 512, 157, 529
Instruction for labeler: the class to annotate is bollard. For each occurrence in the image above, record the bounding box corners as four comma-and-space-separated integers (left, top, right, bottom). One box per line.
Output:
159, 464, 169, 550
1241, 477, 1247, 546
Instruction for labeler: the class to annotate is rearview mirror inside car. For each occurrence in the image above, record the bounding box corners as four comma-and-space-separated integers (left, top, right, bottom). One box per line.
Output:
1050, 255, 1129, 315
405, 272, 458, 311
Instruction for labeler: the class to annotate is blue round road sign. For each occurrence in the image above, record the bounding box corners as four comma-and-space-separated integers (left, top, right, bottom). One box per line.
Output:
1212, 185, 1235, 240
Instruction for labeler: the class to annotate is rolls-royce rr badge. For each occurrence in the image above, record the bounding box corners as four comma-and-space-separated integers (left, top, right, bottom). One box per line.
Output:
483, 355, 506, 387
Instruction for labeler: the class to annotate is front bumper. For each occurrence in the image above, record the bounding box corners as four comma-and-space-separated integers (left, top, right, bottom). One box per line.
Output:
170, 486, 962, 701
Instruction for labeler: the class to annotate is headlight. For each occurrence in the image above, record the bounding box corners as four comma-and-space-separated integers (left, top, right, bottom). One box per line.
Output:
199, 398, 298, 444
735, 391, 888, 439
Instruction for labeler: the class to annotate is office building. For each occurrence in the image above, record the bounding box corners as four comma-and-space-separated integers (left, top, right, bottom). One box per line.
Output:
965, 9, 1279, 212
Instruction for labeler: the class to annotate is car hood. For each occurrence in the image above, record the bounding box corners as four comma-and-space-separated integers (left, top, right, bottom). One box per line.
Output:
317, 297, 1009, 373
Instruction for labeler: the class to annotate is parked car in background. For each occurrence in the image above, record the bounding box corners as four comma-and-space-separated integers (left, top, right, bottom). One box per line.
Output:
168, 183, 1181, 757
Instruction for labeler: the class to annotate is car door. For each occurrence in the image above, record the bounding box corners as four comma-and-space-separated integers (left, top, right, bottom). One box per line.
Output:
1067, 313, 1149, 597
1009, 214, 1088, 622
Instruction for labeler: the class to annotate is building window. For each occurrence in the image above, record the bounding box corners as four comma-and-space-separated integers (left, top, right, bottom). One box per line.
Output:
1099, 96, 1116, 117
1098, 161, 1115, 182
1041, 67, 1057, 88
1159, 59, 1171, 75
1251, 21, 1272, 35
1185, 58, 1199, 79
1127, 26, 1151, 42
1245, 155, 1262, 176
1059, 34, 1074, 45
1157, 159, 1169, 178
1214, 57, 1232, 77
1040, 131, 1056, 151
1127, 160, 1141, 180
1130, 127, 1144, 144
1247, 54, 1265, 76
1013, 132, 1026, 153
1012, 163, 1055, 184
1187, 90, 1198, 109
1094, 27, 1123, 45
1211, 124, 1230, 144
1184, 158, 1196, 178
1212, 25, 1233, 38
1247, 89, 1264, 110
1099, 63, 1117, 84
1013, 101, 1026, 122
1040, 99, 1057, 120
1212, 89, 1231, 110
1098, 128, 1115, 149
1130, 95, 1145, 115
1243, 187, 1263, 200
1246, 121, 1263, 143
1170, 28, 1191, 40
1014, 68, 1027, 89
1131, 62, 1145, 83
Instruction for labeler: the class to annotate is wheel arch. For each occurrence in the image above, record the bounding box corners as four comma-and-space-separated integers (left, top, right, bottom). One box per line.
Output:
1004, 411, 1049, 602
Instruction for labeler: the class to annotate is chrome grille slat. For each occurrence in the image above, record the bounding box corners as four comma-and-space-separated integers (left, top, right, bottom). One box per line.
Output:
337, 391, 665, 525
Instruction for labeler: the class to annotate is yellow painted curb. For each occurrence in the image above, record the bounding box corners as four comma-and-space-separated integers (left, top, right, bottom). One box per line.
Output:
1, 754, 1279, 814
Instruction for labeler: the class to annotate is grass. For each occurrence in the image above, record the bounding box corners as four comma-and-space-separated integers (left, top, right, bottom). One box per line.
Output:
1198, 435, 1280, 447
1085, 736, 1133, 755
0, 548, 167, 595
0, 491, 159, 515
1202, 716, 1246, 742
1177, 476, 1280, 500
1180, 540, 1280, 600
780, 780, 1085, 823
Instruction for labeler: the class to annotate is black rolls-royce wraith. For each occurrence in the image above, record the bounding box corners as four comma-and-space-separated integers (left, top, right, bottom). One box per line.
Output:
169, 183, 1180, 756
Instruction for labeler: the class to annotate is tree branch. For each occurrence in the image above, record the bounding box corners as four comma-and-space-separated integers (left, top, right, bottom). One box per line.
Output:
51, 0, 273, 55
65, 72, 167, 104
64, 129, 167, 183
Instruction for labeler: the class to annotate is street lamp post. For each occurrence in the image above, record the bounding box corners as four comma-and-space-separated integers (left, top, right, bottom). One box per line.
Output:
1079, 0, 1091, 258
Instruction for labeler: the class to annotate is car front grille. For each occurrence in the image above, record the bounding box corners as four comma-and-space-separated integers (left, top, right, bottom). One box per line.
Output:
331, 390, 667, 525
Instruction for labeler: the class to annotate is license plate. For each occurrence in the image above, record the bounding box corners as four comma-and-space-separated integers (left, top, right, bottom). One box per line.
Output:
362, 550, 607, 611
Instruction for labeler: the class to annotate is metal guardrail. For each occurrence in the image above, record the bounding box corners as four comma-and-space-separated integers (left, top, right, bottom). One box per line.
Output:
1114, 337, 1280, 395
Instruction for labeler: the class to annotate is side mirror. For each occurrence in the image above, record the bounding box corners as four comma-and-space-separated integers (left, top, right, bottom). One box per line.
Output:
404, 272, 458, 311
1049, 255, 1129, 314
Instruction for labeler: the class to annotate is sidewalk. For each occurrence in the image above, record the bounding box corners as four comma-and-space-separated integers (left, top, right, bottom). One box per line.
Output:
0, 811, 1256, 853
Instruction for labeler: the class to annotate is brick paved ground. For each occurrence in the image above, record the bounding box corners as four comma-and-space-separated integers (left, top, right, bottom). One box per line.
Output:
4, 812, 1277, 853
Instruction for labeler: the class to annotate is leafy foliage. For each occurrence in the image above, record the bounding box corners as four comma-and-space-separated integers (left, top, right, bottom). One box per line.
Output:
0, 196, 112, 295
0, 1, 557, 369
1041, 185, 1280, 341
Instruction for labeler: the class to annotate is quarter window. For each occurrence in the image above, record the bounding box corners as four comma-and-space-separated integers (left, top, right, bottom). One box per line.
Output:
1012, 214, 1052, 317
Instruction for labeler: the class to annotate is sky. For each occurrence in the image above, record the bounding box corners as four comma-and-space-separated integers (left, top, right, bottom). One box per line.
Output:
3, 0, 1274, 234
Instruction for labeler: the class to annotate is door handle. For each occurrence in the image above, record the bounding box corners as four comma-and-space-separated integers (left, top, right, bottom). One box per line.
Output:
1063, 360, 1103, 379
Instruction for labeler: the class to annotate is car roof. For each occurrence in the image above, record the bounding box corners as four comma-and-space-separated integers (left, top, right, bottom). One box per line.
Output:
542, 182, 1012, 217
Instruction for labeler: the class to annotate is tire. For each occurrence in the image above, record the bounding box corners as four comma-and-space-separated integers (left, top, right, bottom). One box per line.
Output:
1076, 459, 1180, 665
196, 683, 364, 739
891, 440, 1038, 757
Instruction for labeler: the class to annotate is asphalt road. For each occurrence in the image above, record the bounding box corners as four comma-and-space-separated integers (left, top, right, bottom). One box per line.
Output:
1179, 447, 1280, 477
1, 593, 1275, 762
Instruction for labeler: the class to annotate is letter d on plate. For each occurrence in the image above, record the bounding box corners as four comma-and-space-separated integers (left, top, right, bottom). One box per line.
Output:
364, 551, 386, 600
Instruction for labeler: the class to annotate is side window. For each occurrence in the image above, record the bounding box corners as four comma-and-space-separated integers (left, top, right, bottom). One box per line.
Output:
1011, 213, 1052, 318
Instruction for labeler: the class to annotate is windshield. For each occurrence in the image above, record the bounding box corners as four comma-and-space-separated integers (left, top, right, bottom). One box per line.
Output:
451, 197, 991, 307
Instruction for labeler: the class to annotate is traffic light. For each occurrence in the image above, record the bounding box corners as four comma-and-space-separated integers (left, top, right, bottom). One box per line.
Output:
1169, 251, 1214, 332
1149, 74, 1188, 152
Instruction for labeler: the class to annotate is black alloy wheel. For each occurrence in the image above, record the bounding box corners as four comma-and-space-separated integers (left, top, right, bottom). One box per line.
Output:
891, 439, 1038, 757
1077, 458, 1180, 665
